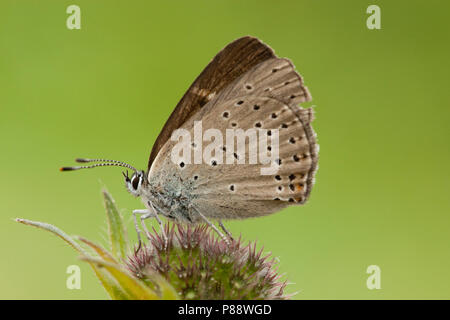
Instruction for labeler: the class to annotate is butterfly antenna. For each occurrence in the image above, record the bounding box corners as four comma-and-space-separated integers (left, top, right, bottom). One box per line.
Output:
60, 158, 137, 172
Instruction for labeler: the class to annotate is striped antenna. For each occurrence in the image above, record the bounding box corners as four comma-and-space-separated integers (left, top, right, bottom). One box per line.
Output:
60, 158, 137, 172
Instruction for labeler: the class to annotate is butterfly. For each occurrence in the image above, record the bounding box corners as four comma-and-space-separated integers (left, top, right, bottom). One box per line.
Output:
61, 36, 318, 247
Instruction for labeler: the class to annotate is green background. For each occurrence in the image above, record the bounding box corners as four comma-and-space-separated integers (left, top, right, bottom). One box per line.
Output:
1, 0, 449, 299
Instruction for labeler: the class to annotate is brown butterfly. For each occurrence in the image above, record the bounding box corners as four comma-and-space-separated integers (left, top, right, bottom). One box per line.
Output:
62, 36, 318, 247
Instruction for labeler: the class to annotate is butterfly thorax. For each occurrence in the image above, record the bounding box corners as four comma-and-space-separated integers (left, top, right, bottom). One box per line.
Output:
141, 172, 197, 223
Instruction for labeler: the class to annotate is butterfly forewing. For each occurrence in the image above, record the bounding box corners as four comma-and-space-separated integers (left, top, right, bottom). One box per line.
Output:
148, 36, 276, 170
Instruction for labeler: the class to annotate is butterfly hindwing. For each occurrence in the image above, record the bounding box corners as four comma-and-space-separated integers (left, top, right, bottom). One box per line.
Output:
193, 97, 316, 218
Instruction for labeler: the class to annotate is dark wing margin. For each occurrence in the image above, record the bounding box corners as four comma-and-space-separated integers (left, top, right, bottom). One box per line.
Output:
147, 36, 276, 171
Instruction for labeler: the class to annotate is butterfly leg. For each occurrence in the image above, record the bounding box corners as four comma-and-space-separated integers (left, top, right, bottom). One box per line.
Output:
219, 220, 234, 242
132, 209, 146, 253
195, 210, 230, 245
147, 202, 169, 249
132, 209, 167, 250
133, 210, 153, 240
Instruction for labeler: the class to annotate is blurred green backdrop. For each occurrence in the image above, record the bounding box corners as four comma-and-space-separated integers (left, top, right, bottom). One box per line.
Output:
1, 0, 449, 299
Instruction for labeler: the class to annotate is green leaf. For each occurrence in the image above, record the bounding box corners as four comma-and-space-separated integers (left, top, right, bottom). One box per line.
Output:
15, 218, 128, 300
153, 275, 180, 300
80, 237, 179, 300
80, 256, 162, 300
15, 218, 86, 254
102, 189, 128, 260
78, 236, 117, 263
90, 265, 129, 300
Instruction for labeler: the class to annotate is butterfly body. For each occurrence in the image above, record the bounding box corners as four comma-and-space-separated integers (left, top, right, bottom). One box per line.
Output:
143, 170, 198, 223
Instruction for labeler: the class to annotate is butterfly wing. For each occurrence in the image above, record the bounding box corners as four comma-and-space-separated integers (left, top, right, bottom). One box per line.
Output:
149, 57, 318, 221
147, 36, 276, 170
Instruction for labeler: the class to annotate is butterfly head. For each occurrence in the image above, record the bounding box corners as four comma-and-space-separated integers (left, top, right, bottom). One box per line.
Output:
123, 170, 145, 197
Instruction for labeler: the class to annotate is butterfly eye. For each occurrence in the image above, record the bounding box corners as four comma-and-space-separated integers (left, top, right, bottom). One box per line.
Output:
131, 176, 140, 190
